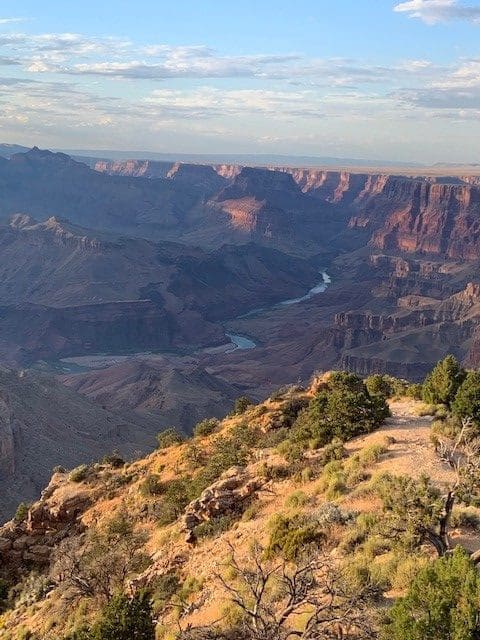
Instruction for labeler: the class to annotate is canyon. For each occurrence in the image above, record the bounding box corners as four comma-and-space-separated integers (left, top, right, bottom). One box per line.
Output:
1, 146, 480, 516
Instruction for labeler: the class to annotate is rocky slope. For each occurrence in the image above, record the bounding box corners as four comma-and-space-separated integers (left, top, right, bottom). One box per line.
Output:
0, 367, 161, 521
0, 383, 475, 640
4, 147, 480, 385
0, 214, 320, 366
62, 356, 242, 432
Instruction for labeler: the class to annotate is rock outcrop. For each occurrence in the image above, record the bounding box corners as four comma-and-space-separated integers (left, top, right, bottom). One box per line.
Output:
181, 466, 263, 543
0, 472, 90, 576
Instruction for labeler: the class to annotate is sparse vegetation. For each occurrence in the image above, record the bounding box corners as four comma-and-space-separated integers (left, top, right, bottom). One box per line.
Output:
7, 360, 480, 639
232, 396, 254, 415
193, 417, 219, 438
156, 428, 184, 449
69, 464, 90, 483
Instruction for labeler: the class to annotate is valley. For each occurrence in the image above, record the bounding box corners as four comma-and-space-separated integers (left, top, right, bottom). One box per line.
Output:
2, 146, 480, 521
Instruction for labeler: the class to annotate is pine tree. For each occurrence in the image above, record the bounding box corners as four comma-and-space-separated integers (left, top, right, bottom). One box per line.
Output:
422, 355, 465, 407
452, 370, 480, 428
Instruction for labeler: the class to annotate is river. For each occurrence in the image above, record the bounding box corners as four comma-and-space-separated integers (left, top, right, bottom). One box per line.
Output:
225, 270, 331, 352
45, 270, 331, 370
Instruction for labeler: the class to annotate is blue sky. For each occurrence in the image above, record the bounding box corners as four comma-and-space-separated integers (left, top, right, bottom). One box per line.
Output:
0, 0, 479, 162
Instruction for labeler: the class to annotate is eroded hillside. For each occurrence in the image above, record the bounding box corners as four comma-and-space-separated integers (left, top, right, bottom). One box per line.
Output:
2, 365, 480, 639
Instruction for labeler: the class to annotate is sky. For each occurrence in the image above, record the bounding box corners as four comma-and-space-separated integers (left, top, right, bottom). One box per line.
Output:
0, 0, 479, 162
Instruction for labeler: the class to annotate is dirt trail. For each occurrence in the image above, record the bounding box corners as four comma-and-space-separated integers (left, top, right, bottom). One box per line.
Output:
345, 399, 455, 487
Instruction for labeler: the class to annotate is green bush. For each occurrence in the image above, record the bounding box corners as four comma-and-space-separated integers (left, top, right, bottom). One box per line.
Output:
181, 442, 207, 469
422, 355, 465, 407
139, 474, 164, 497
406, 383, 423, 400
277, 439, 305, 463
289, 371, 389, 451
340, 512, 378, 553
266, 513, 324, 561
365, 374, 394, 398
258, 462, 291, 481
195, 514, 236, 539
101, 452, 125, 468
91, 591, 155, 640
255, 427, 289, 449
451, 507, 480, 530
151, 573, 180, 611
452, 370, 480, 427
382, 547, 480, 640
285, 490, 310, 508
156, 428, 184, 449
193, 418, 219, 438
191, 432, 250, 493
14, 502, 29, 523
320, 438, 346, 465
155, 477, 191, 525
69, 464, 90, 483
52, 465, 66, 474
232, 396, 254, 415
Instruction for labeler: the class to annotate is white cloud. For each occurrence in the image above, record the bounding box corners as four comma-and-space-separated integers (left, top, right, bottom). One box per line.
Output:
0, 18, 28, 25
394, 0, 480, 24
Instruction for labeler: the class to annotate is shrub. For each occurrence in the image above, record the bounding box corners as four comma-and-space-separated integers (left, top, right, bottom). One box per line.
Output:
139, 474, 164, 497
181, 442, 207, 469
285, 490, 310, 508
232, 396, 254, 415
10, 572, 53, 608
258, 462, 291, 481
155, 477, 191, 525
191, 432, 250, 492
358, 443, 388, 465
320, 438, 346, 465
451, 507, 480, 530
422, 354, 465, 407
69, 464, 90, 483
241, 501, 262, 522
289, 371, 389, 451
277, 439, 305, 463
365, 374, 394, 398
265, 514, 324, 561
390, 554, 430, 592
343, 554, 389, 596
156, 428, 184, 449
101, 452, 125, 468
314, 502, 355, 527
382, 547, 480, 640
195, 514, 236, 539
406, 383, 423, 400
193, 418, 219, 438
255, 427, 289, 449
151, 572, 180, 610
280, 397, 310, 425
91, 591, 155, 640
52, 465, 66, 474
452, 370, 480, 428
14, 501, 29, 523
340, 512, 379, 553
318, 460, 347, 498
